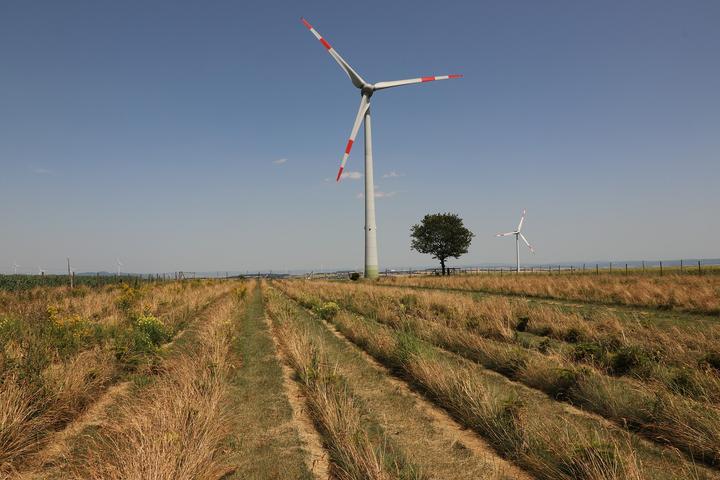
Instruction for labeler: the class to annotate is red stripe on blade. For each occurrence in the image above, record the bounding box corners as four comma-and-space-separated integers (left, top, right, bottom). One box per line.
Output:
320, 38, 331, 49
301, 18, 312, 29
449, 74, 463, 79
336, 167, 344, 182
345, 139, 354, 154
421, 76, 436, 82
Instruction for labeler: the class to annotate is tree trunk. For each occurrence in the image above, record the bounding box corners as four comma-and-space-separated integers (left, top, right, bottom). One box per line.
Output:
440, 258, 446, 276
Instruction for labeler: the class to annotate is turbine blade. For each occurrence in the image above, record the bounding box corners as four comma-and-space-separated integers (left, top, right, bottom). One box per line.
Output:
373, 74, 463, 91
520, 233, 534, 253
517, 209, 526, 232
496, 231, 517, 237
337, 94, 370, 182
301, 18, 366, 89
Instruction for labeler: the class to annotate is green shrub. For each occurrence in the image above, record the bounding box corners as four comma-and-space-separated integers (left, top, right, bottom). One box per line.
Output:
667, 367, 704, 398
547, 368, 581, 400
135, 314, 169, 347
349, 272, 361, 281
562, 327, 583, 343
572, 342, 605, 364
700, 352, 720, 373
609, 346, 651, 376
515, 316, 529, 332
315, 302, 340, 320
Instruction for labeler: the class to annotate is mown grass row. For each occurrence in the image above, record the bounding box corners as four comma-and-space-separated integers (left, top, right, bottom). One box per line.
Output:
294, 280, 720, 403
266, 287, 424, 480
272, 285, 714, 480
282, 280, 720, 468
0, 280, 235, 476
67, 283, 249, 479
384, 273, 720, 315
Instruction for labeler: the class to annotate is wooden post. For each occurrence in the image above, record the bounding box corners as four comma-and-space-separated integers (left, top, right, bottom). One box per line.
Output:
609, 262, 612, 273
660, 261, 663, 276
67, 257, 73, 289
698, 260, 702, 275
583, 263, 586, 273
625, 263, 628, 275
596, 264, 599, 275
680, 259, 683, 272
642, 260, 645, 272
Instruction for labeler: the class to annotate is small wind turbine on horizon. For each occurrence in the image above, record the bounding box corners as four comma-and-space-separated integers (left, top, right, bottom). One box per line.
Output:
116, 258, 123, 276
496, 209, 535, 273
301, 17, 462, 279
12, 262, 20, 275
38, 266, 46, 276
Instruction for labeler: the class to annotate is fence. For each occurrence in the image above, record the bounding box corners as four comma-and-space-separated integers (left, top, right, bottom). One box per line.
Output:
374, 259, 720, 278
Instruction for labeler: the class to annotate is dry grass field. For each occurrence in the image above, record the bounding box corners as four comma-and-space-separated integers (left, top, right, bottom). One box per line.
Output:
1, 273, 719, 479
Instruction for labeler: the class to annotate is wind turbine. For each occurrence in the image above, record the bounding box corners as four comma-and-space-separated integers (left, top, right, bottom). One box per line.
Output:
38, 266, 46, 276
12, 262, 19, 275
116, 258, 123, 276
301, 18, 462, 279
496, 209, 535, 273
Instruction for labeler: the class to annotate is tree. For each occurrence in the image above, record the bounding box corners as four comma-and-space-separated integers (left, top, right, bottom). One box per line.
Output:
410, 213, 474, 275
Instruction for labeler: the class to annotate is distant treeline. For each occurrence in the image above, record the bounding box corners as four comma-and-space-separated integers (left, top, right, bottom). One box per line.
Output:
0, 274, 150, 291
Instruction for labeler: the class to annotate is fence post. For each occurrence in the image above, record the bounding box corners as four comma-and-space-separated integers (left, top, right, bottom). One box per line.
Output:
596, 264, 599, 275
660, 261, 663, 276
698, 260, 702, 275
625, 263, 628, 275
680, 259, 683, 272
609, 262, 612, 274
583, 263, 586, 273
642, 260, 645, 272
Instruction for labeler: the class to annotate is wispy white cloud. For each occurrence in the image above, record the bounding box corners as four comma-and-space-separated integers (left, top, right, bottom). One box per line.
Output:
341, 171, 363, 180
382, 171, 404, 178
272, 158, 287, 165
32, 167, 53, 175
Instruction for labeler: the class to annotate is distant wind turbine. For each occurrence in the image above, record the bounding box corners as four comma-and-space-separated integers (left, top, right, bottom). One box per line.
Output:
116, 258, 123, 276
496, 209, 535, 273
38, 266, 46, 276
12, 262, 19, 275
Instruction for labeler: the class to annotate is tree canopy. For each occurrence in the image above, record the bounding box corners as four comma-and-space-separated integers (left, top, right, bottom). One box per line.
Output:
410, 213, 474, 275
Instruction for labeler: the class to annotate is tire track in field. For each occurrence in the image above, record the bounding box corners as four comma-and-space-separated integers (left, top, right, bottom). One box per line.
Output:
277, 287, 718, 480
271, 286, 532, 480
377, 282, 720, 325
224, 283, 315, 479
13, 289, 231, 479
265, 314, 332, 480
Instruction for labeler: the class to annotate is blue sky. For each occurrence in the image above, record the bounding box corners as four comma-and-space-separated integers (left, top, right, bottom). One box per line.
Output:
1, 0, 718, 273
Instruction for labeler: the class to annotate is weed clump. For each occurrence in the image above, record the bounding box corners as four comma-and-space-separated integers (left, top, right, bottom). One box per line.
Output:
315, 301, 340, 320
609, 346, 652, 376
700, 352, 720, 373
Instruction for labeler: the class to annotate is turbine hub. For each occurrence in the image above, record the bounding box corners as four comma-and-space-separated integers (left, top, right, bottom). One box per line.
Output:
362, 85, 374, 97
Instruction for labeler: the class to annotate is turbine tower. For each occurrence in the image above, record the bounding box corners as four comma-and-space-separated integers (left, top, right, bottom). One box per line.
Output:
301, 18, 462, 279
12, 262, 19, 275
496, 209, 535, 273
116, 258, 123, 276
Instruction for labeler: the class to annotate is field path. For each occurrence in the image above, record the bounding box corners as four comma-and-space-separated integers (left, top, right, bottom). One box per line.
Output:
224, 283, 315, 479
378, 282, 720, 325
270, 286, 532, 480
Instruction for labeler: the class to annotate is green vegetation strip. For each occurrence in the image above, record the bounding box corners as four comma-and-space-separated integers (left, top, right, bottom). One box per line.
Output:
225, 282, 313, 479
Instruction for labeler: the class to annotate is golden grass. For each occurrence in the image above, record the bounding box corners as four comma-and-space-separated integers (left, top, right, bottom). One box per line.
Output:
385, 273, 720, 315
0, 280, 237, 476
266, 288, 424, 480
279, 280, 720, 470
69, 287, 244, 479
